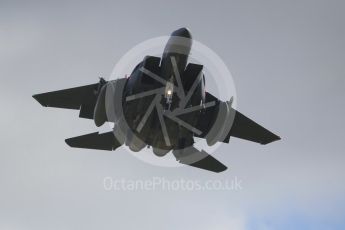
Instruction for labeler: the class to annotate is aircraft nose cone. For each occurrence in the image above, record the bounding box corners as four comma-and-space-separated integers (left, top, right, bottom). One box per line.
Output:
171, 27, 192, 39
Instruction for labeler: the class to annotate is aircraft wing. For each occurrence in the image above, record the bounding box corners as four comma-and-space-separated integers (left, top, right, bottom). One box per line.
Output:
33, 82, 102, 119
193, 92, 280, 145
224, 108, 280, 144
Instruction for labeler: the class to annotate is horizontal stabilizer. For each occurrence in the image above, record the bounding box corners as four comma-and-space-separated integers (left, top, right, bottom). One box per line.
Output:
65, 132, 121, 151
173, 147, 227, 173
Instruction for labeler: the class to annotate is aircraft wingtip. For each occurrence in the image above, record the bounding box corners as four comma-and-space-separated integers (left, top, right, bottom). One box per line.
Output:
261, 135, 281, 145
32, 94, 47, 107
65, 138, 73, 147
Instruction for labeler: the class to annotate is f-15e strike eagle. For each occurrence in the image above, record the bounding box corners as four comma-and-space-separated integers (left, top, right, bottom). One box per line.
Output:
33, 28, 280, 173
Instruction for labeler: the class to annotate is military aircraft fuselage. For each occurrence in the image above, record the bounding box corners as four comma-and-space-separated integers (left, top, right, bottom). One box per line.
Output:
121, 28, 205, 156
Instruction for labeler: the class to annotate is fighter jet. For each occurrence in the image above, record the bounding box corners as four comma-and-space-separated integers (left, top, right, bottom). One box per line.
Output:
33, 28, 280, 173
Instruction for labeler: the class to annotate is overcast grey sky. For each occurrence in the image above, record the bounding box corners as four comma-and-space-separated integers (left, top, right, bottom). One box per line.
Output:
1, 0, 345, 229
